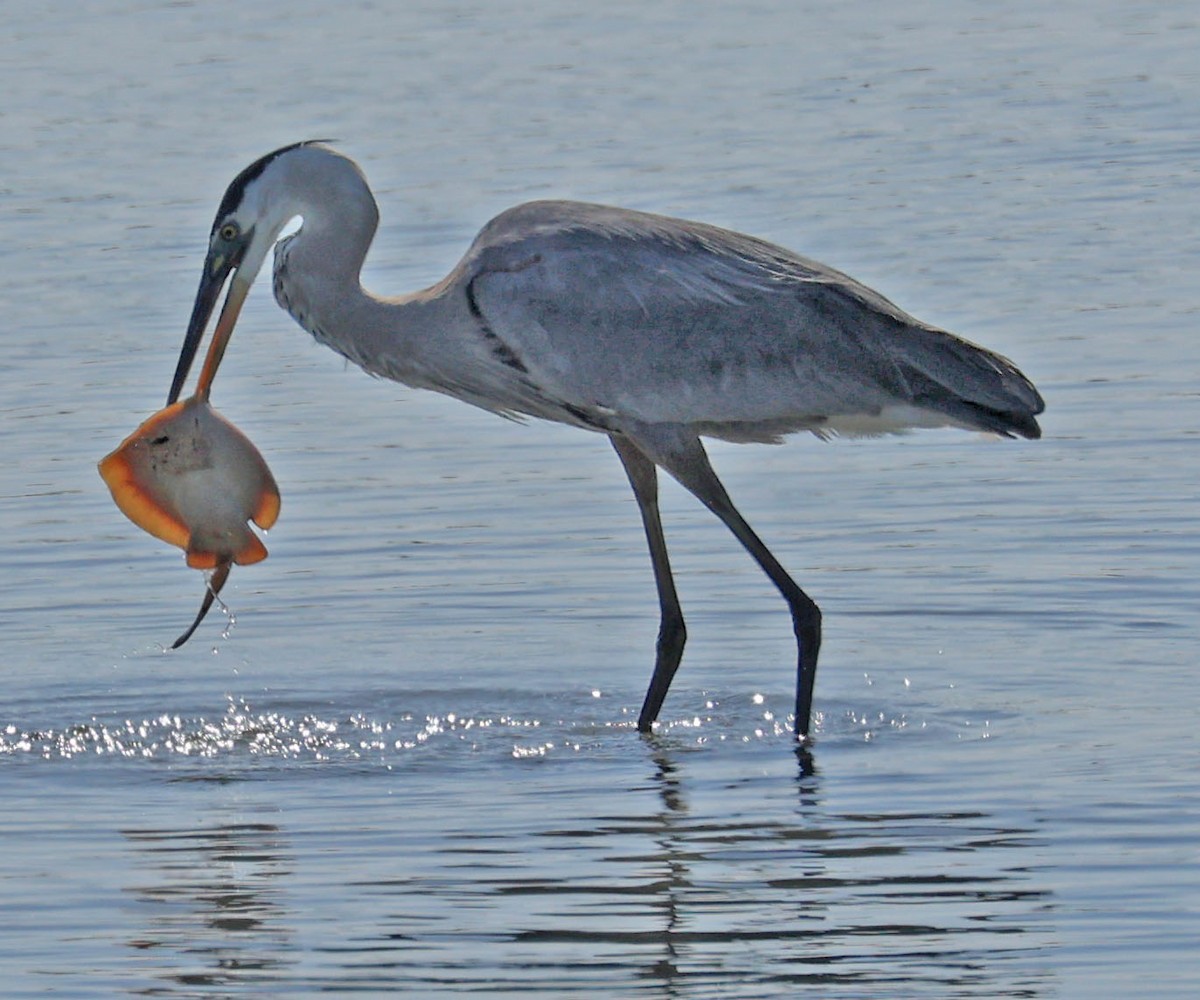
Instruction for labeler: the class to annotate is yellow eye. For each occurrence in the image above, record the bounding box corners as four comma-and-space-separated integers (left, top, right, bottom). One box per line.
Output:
218, 223, 239, 242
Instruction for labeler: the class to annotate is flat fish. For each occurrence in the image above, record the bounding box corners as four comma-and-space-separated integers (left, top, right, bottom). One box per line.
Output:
98, 396, 280, 647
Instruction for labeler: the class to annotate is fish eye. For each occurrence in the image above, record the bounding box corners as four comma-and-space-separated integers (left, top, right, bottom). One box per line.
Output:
218, 222, 239, 242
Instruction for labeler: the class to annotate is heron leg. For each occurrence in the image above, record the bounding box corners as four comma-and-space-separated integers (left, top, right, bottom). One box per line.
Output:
611, 434, 687, 732
627, 429, 822, 739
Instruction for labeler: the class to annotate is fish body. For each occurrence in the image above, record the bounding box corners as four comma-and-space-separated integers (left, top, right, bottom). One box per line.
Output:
99, 396, 280, 568
99, 396, 280, 646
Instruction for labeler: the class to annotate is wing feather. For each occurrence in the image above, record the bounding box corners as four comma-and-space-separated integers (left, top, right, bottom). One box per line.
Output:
457, 201, 1042, 440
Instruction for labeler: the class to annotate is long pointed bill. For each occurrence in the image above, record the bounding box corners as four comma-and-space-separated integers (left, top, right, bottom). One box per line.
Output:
169, 258, 227, 405
192, 274, 250, 402
167, 263, 249, 405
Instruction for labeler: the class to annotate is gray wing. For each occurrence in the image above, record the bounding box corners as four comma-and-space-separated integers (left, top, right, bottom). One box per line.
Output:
460, 201, 1043, 441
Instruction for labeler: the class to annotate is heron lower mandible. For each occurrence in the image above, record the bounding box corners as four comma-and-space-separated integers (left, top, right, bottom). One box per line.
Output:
168, 140, 1044, 740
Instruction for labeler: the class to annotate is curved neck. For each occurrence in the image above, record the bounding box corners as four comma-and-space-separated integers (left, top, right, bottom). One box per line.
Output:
264, 147, 466, 389
273, 208, 444, 382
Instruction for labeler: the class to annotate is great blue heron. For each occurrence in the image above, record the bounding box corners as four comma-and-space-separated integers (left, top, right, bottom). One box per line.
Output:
167, 140, 1043, 739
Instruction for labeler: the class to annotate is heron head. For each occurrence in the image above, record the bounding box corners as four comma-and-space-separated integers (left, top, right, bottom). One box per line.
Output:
167, 140, 334, 404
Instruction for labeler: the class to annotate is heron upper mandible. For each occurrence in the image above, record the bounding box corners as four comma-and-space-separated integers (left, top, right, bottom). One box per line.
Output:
167, 140, 1044, 740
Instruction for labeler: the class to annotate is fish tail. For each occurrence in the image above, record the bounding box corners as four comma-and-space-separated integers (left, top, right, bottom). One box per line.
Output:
172, 563, 232, 649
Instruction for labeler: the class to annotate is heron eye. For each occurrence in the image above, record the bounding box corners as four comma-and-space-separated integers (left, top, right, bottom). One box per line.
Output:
218, 223, 239, 242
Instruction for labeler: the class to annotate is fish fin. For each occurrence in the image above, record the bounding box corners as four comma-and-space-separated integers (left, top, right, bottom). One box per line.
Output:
252, 488, 281, 530
232, 533, 269, 566
185, 549, 221, 570
187, 526, 268, 569
172, 562, 231, 649
98, 450, 191, 551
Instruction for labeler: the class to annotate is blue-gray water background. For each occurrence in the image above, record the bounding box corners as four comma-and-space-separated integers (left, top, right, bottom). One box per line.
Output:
2, 1, 1197, 996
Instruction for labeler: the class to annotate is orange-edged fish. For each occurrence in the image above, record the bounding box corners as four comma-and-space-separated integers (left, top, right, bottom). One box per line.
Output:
99, 395, 280, 647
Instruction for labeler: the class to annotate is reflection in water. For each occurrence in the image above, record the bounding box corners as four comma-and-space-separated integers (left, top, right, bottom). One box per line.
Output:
321, 743, 1053, 997
478, 747, 1052, 997
19, 703, 1054, 996
123, 821, 295, 993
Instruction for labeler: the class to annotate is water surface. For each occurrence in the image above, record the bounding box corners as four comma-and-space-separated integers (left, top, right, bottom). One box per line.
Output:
2, 1, 1198, 996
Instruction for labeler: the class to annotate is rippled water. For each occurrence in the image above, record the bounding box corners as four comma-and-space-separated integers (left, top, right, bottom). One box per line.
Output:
3, 0, 1199, 996
5, 696, 1055, 997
